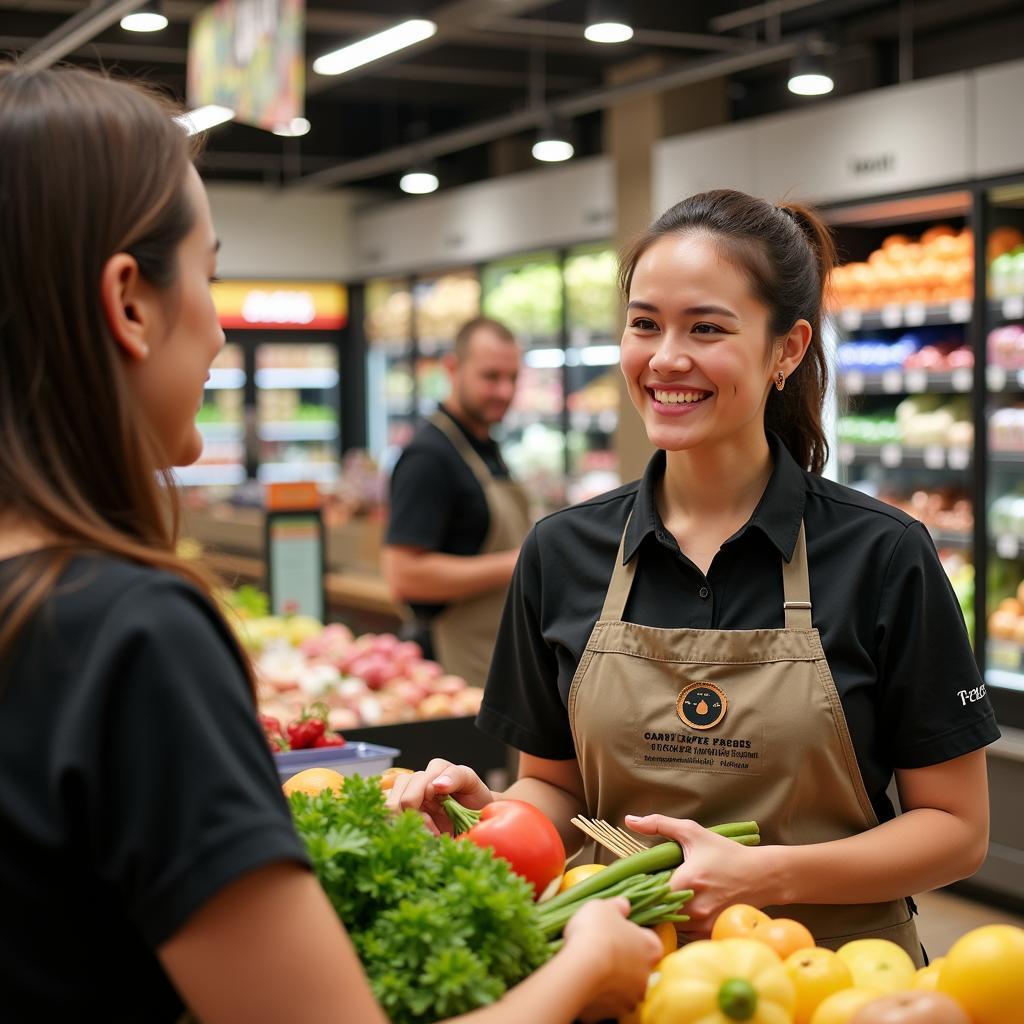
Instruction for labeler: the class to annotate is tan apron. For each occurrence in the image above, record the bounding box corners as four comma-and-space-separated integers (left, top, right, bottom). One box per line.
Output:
567, 516, 923, 963
428, 411, 531, 688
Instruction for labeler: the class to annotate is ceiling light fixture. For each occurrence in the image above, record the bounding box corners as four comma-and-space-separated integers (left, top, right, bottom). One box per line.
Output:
400, 169, 439, 195
787, 51, 834, 96
584, 0, 634, 43
532, 118, 574, 162
273, 117, 311, 138
120, 0, 168, 33
175, 105, 235, 136
313, 19, 437, 77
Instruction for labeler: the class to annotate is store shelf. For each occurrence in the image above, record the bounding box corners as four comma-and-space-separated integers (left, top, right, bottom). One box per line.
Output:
258, 420, 339, 442
990, 450, 1024, 468
989, 295, 1024, 324
504, 409, 564, 430
986, 669, 1024, 693
985, 365, 1024, 392
839, 368, 974, 395
986, 639, 1024, 692
254, 368, 339, 390
836, 300, 973, 332
569, 409, 619, 433
173, 463, 248, 487
837, 443, 972, 469
257, 461, 339, 484
992, 534, 1024, 560
197, 421, 244, 441
205, 368, 246, 390
927, 528, 974, 549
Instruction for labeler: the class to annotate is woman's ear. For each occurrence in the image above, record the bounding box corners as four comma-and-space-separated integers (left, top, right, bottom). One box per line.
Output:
776, 318, 813, 379
100, 253, 152, 360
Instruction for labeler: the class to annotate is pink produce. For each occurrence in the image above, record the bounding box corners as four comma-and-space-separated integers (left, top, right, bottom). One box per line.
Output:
451, 687, 485, 716
393, 640, 424, 665
386, 679, 430, 707
347, 652, 399, 690
371, 632, 400, 653
946, 346, 974, 368
430, 674, 468, 696
407, 660, 444, 684
328, 707, 360, 731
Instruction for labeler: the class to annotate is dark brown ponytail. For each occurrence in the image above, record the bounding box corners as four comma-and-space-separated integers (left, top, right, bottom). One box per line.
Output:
620, 189, 836, 474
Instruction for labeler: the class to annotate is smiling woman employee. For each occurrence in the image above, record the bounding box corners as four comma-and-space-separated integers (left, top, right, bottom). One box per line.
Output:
390, 190, 1000, 964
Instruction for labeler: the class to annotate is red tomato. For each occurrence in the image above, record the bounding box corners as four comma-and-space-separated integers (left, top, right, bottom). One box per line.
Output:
458, 800, 565, 899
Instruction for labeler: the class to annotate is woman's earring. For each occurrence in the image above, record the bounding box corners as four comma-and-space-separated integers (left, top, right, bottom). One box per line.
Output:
775, 371, 785, 392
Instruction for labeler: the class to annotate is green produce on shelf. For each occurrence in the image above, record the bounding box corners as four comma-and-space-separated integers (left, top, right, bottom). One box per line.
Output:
837, 415, 901, 445
565, 249, 619, 332
483, 261, 562, 337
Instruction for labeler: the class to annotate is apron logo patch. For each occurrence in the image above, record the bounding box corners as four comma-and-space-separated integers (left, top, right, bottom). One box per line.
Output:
676, 682, 728, 730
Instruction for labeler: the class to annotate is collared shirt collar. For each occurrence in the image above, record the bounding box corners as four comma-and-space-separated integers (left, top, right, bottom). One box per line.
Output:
623, 432, 808, 565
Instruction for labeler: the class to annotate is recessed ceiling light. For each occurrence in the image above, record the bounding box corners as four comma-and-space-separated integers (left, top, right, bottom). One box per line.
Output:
120, 0, 167, 32
400, 170, 439, 194
532, 118, 574, 162
584, 22, 633, 43
273, 117, 311, 138
788, 53, 834, 96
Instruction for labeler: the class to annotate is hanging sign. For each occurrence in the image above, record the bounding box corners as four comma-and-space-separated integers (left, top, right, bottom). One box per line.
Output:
187, 0, 305, 132
212, 281, 347, 330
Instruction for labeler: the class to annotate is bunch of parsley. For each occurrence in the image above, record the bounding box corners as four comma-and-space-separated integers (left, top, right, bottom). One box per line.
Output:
289, 775, 553, 1023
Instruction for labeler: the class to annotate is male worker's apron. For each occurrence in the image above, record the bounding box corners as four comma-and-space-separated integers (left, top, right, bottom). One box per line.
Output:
567, 517, 922, 963
428, 411, 531, 688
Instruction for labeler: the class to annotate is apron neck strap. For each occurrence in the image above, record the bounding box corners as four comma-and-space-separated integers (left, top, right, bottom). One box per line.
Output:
782, 520, 813, 629
598, 514, 637, 622
429, 410, 494, 490
598, 514, 813, 628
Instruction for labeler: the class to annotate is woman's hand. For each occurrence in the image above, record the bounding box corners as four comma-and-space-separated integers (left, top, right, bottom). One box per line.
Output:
625, 814, 775, 938
560, 897, 663, 1023
385, 758, 495, 835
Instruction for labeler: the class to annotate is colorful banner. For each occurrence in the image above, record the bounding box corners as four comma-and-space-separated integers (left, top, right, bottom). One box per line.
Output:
212, 281, 347, 330
187, 0, 304, 132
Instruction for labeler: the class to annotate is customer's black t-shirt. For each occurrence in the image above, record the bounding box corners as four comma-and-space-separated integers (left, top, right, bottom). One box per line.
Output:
0, 553, 309, 1022
386, 405, 511, 620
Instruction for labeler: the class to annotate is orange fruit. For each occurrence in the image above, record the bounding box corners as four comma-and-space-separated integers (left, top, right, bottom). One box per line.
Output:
755, 918, 817, 959
653, 920, 678, 958
378, 766, 415, 791
711, 903, 771, 941
282, 766, 346, 797
558, 863, 606, 893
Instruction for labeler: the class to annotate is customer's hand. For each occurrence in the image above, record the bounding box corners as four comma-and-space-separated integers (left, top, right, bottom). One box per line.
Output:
561, 897, 663, 1023
385, 758, 494, 835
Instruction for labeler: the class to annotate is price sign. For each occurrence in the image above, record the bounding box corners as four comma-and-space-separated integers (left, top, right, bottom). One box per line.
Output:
904, 369, 928, 393
843, 371, 865, 394
996, 534, 1020, 560
881, 304, 903, 328
951, 368, 973, 392
988, 365, 1008, 391
904, 302, 927, 326
949, 298, 972, 323
880, 443, 902, 467
948, 447, 971, 470
923, 445, 946, 469
882, 369, 903, 393
839, 308, 862, 331
1003, 295, 1024, 321
989, 640, 1023, 670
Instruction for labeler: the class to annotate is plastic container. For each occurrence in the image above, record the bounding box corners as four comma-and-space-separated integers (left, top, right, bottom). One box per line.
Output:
275, 741, 399, 784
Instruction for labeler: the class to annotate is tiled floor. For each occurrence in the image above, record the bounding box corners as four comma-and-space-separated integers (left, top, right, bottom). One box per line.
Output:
915, 888, 1024, 956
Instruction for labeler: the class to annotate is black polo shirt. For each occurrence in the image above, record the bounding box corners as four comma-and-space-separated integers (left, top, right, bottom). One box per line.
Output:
386, 404, 511, 619
478, 432, 1000, 825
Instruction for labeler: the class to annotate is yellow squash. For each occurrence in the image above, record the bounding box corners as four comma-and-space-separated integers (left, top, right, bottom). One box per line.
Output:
643, 938, 795, 1024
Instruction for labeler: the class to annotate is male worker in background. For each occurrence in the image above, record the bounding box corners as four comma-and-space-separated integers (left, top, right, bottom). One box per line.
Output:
383, 317, 531, 687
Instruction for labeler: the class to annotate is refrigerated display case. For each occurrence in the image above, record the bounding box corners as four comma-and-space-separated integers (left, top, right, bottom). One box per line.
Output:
181, 342, 248, 488
365, 278, 414, 468
981, 181, 1024, 717
255, 342, 340, 486
413, 269, 480, 415
483, 251, 567, 512
829, 192, 978, 642
564, 245, 621, 504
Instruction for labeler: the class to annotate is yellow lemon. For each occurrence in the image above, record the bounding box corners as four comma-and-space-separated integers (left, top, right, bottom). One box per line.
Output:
558, 863, 606, 893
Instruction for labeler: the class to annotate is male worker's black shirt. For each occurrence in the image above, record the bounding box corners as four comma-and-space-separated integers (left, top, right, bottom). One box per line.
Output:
386, 404, 511, 620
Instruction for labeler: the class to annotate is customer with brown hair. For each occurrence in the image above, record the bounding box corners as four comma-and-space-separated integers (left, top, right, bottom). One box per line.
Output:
0, 63, 660, 1023
391, 189, 999, 964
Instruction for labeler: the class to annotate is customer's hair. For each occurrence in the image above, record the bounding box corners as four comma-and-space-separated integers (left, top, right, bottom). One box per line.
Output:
619, 188, 836, 474
0, 63, 253, 691
454, 316, 516, 361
